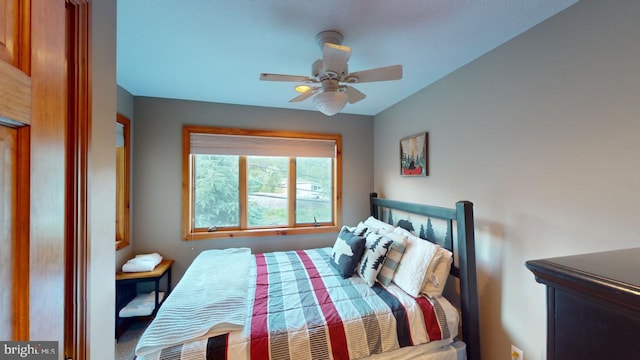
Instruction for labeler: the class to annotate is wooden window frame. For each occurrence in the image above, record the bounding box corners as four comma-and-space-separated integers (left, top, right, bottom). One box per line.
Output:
182, 126, 342, 240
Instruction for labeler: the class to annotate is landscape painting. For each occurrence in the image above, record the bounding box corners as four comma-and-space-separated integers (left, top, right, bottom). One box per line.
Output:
400, 132, 428, 176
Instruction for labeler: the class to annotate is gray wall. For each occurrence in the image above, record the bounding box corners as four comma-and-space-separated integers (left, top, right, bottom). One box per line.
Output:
132, 97, 374, 282
91, 0, 116, 357
117, 85, 134, 120
373, 0, 640, 359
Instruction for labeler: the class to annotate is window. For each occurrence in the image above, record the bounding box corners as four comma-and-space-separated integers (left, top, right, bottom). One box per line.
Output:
183, 126, 342, 240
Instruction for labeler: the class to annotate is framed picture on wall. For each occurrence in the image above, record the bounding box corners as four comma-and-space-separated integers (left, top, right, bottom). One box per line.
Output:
400, 132, 428, 176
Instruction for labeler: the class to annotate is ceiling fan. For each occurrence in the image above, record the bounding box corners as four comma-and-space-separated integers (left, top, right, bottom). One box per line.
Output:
260, 30, 403, 116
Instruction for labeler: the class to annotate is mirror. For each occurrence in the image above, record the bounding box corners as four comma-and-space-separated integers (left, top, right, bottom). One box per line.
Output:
116, 113, 130, 249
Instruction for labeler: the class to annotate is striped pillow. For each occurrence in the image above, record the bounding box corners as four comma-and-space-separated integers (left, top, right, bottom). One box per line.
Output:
376, 232, 407, 286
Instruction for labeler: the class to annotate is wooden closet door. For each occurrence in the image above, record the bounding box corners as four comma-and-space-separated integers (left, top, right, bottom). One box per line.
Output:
0, 125, 17, 339
0, 0, 30, 341
1, 0, 24, 62
0, 0, 68, 352
0, 0, 31, 125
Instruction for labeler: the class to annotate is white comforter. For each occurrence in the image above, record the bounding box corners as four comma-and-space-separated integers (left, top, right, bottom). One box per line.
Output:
135, 248, 252, 356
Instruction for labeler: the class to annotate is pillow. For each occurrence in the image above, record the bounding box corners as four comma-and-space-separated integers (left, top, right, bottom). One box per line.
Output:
377, 232, 407, 286
391, 228, 439, 297
422, 247, 453, 297
358, 233, 395, 287
346, 222, 370, 237
330, 227, 366, 278
391, 226, 416, 239
363, 216, 395, 234
352, 222, 369, 237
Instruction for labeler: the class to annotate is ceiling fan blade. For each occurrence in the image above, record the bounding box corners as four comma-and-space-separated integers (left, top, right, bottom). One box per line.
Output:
322, 43, 351, 77
289, 87, 319, 103
260, 73, 317, 83
344, 86, 366, 104
344, 64, 402, 83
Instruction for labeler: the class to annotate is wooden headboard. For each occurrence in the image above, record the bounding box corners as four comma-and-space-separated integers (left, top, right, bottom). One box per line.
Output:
369, 192, 481, 360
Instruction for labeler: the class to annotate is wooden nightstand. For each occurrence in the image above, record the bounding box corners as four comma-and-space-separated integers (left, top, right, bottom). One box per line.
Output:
115, 259, 174, 339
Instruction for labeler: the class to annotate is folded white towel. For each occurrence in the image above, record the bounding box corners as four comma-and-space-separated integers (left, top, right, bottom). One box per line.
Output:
119, 291, 165, 318
122, 253, 162, 272
135, 253, 163, 263
122, 261, 157, 272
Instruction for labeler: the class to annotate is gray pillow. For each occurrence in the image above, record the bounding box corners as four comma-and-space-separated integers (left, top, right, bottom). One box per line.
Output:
329, 227, 366, 278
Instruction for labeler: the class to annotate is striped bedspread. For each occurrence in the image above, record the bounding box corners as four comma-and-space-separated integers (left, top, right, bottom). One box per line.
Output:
136, 247, 456, 360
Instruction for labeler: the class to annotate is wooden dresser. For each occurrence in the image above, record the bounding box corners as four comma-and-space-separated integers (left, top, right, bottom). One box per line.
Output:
526, 248, 640, 359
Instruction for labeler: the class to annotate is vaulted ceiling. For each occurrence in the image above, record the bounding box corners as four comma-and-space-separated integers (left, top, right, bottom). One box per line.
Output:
117, 0, 579, 116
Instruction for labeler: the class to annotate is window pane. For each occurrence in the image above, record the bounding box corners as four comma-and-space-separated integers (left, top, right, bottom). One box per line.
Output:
194, 154, 239, 228
296, 157, 332, 224
247, 156, 288, 227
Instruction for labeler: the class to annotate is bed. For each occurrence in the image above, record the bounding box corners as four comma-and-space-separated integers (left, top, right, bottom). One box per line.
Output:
134, 193, 481, 360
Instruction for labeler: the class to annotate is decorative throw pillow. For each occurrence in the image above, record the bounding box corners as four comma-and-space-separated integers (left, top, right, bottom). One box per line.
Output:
391, 228, 439, 297
377, 232, 408, 286
363, 216, 395, 234
330, 227, 366, 278
358, 233, 394, 287
422, 247, 453, 297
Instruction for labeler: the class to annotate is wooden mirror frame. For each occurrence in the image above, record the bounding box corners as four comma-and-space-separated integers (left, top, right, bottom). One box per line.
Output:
116, 113, 130, 250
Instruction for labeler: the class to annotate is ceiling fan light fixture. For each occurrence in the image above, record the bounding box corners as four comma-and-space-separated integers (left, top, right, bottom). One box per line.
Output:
313, 91, 348, 116
295, 84, 312, 93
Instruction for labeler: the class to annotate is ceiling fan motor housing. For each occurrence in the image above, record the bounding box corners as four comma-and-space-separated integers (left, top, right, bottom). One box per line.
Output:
315, 30, 343, 48
312, 59, 347, 80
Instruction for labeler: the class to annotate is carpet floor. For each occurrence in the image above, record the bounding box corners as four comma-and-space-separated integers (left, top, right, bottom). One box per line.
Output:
115, 319, 150, 360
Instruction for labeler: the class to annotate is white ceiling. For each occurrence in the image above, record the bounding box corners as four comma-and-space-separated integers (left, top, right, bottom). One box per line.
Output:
117, 0, 578, 116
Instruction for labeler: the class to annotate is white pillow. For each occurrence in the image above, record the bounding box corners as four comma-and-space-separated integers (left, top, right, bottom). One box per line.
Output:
376, 232, 407, 286
422, 247, 453, 297
358, 233, 395, 287
391, 229, 439, 297
352, 222, 369, 237
363, 216, 395, 234
392, 227, 453, 297
392, 226, 415, 238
